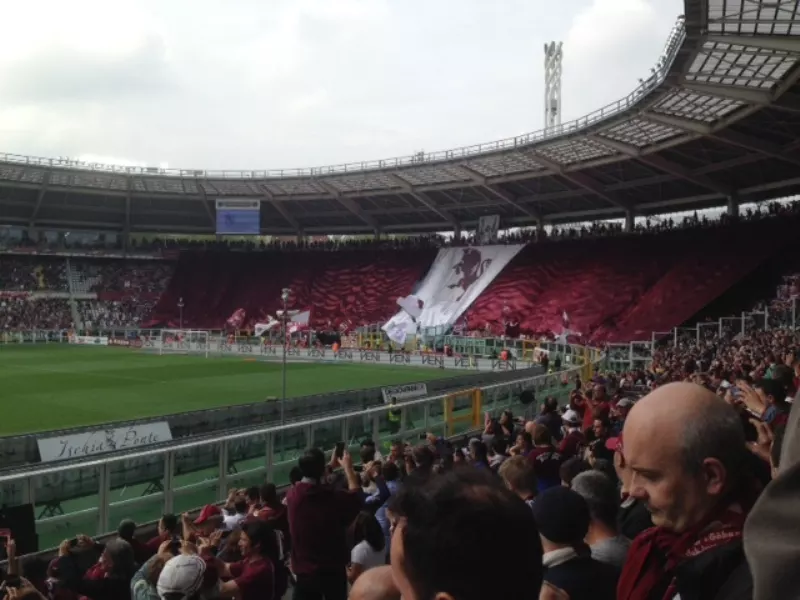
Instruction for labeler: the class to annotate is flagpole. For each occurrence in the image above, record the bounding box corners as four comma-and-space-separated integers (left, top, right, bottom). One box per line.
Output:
280, 288, 290, 427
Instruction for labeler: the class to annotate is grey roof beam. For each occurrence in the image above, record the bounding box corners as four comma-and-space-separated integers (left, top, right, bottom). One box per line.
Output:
318, 180, 379, 230
530, 152, 634, 210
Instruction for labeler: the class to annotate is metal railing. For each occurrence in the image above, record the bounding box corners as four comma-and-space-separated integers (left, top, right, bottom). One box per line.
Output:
604, 301, 799, 373
0, 19, 686, 180
0, 346, 603, 551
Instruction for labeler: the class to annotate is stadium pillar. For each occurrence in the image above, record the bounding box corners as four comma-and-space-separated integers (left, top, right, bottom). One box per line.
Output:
454, 223, 461, 241
727, 194, 739, 218
624, 210, 635, 233
536, 220, 544, 238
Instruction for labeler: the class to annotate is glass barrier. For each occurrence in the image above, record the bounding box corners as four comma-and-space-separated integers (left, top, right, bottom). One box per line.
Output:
0, 350, 603, 552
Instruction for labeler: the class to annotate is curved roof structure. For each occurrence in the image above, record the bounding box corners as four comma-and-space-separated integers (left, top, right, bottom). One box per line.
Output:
1, 0, 800, 236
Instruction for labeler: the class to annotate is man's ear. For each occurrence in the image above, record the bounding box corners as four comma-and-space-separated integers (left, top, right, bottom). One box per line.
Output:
702, 457, 727, 496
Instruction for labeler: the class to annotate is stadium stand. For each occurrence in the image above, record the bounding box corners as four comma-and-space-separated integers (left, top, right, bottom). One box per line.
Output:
3, 2, 800, 599
150, 248, 435, 330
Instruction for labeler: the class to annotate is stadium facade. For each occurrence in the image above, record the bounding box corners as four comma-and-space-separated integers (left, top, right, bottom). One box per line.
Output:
0, 1, 798, 238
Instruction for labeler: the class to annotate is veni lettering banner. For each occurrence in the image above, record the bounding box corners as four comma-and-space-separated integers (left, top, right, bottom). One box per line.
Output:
383, 244, 524, 339
37, 422, 173, 463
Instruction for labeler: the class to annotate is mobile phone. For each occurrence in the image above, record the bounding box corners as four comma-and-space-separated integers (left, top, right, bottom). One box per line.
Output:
334, 442, 345, 458
0, 529, 10, 543
3, 575, 21, 589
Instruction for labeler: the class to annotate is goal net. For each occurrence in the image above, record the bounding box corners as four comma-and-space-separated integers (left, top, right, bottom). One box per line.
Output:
159, 329, 210, 357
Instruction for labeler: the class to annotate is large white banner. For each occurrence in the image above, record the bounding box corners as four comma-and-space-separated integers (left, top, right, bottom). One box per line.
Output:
37, 422, 173, 463
383, 245, 524, 338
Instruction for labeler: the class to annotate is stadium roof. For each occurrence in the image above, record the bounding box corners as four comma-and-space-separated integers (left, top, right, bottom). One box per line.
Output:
1, 0, 800, 236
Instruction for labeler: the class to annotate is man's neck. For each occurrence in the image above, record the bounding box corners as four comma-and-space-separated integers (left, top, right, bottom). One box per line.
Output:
585, 521, 617, 546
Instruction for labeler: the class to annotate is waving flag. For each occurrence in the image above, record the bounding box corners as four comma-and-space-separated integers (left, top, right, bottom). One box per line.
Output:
396, 294, 424, 322
254, 317, 280, 336
226, 308, 246, 329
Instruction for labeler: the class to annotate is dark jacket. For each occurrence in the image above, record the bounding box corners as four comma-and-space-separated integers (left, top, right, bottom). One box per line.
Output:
544, 555, 618, 600
673, 540, 753, 600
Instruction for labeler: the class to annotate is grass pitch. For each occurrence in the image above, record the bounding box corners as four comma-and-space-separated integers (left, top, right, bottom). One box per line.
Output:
0, 345, 459, 436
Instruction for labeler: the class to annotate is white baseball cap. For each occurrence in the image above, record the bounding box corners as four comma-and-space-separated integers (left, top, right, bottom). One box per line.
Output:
561, 409, 580, 425
157, 554, 206, 600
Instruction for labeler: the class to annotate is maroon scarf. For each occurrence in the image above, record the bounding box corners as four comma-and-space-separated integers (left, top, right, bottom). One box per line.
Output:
617, 503, 747, 600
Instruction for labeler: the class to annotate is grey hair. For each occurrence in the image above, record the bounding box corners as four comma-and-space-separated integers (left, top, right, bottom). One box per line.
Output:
681, 399, 747, 481
571, 471, 619, 530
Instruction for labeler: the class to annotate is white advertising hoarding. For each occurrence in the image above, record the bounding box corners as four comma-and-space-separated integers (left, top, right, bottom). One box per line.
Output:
37, 422, 173, 463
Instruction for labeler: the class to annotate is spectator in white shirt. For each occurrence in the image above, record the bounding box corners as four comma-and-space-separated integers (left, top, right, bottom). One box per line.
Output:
348, 511, 386, 584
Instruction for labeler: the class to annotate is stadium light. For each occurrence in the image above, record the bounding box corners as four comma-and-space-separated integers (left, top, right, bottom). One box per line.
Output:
177, 297, 185, 330
280, 288, 290, 428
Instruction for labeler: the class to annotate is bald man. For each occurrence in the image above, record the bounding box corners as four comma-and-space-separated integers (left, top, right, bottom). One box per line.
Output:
348, 566, 400, 600
617, 382, 754, 600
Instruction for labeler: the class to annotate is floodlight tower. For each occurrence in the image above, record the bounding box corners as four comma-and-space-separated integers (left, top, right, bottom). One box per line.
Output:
544, 42, 563, 130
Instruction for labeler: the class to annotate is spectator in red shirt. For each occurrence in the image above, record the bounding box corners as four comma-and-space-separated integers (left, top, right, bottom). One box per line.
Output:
144, 514, 180, 557
528, 425, 564, 493
583, 384, 611, 434
558, 409, 586, 459
117, 519, 153, 566
213, 519, 282, 600
286, 448, 362, 600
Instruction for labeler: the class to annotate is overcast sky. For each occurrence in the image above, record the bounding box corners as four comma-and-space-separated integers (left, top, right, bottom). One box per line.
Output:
0, 0, 682, 171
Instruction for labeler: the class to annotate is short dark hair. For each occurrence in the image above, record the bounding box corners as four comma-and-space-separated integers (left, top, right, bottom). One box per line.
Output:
234, 499, 249, 514
352, 511, 385, 552
246, 486, 260, 503
289, 466, 303, 485
755, 378, 787, 404
571, 471, 619, 530
299, 448, 326, 480
388, 468, 542, 600
383, 461, 400, 482
259, 483, 278, 505
161, 513, 178, 534
560, 457, 591, 487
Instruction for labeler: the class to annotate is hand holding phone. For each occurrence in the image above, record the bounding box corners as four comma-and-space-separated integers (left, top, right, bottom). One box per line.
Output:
334, 442, 345, 459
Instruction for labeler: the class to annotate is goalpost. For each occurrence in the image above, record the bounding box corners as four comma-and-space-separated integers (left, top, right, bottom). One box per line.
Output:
158, 329, 211, 358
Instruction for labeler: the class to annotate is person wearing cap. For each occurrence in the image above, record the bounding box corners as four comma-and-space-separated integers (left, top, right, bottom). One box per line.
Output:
557, 409, 585, 459
156, 553, 221, 600
532, 487, 619, 600
183, 505, 223, 542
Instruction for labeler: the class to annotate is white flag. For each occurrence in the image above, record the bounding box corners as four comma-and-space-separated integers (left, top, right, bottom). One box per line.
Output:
386, 324, 407, 345
396, 294, 424, 321
254, 318, 280, 336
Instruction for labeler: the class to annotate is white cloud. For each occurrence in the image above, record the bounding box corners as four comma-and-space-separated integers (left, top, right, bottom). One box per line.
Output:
0, 0, 682, 171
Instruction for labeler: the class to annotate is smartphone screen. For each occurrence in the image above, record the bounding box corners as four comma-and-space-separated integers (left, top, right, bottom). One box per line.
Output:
334, 442, 345, 458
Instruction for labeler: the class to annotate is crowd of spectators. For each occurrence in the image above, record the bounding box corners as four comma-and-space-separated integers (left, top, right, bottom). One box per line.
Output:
76, 299, 158, 330
0, 257, 67, 292
73, 261, 174, 295
0, 320, 797, 599
0, 296, 72, 331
